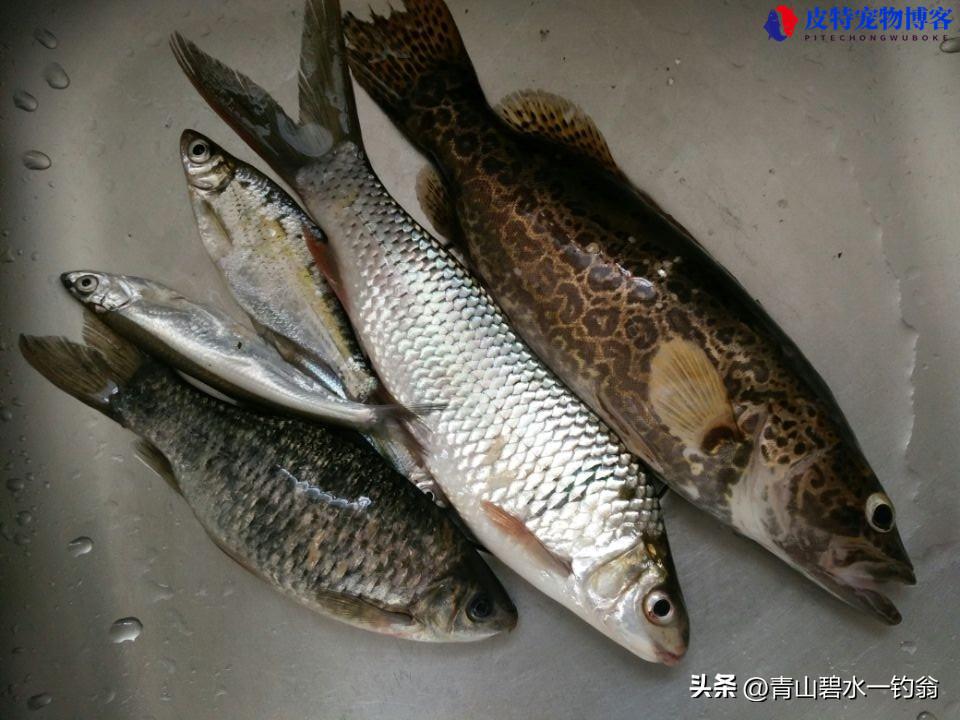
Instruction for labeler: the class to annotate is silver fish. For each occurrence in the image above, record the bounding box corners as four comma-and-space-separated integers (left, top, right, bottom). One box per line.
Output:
171, 0, 689, 664
60, 270, 424, 432
20, 319, 516, 641
180, 131, 373, 401
178, 131, 442, 499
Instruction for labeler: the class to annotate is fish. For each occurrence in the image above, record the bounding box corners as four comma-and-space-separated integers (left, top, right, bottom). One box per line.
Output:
19, 317, 516, 641
179, 130, 371, 401
169, 0, 689, 664
342, 0, 915, 623
178, 129, 443, 500
60, 270, 429, 434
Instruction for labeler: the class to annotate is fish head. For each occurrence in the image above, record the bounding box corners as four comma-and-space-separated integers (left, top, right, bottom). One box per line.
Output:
742, 408, 915, 624
408, 552, 517, 642
61, 270, 148, 314
61, 271, 185, 315
180, 129, 236, 193
583, 535, 689, 665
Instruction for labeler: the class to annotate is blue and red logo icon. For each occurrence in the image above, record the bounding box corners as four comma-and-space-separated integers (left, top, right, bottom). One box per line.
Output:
764, 5, 800, 40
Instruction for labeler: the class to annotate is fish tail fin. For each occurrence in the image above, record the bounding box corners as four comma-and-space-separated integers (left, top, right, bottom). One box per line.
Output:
170, 31, 334, 187
19, 315, 144, 418
299, 0, 363, 149
343, 0, 481, 124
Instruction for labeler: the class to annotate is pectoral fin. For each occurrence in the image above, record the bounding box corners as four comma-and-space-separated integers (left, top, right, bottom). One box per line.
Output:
482, 501, 571, 576
134, 440, 182, 496
648, 339, 741, 454
495, 90, 625, 179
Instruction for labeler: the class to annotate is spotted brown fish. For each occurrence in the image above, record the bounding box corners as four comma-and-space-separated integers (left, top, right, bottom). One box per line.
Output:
343, 0, 914, 623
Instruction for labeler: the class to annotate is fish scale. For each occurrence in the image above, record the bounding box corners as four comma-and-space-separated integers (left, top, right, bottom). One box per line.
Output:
107, 362, 506, 629
305, 144, 661, 579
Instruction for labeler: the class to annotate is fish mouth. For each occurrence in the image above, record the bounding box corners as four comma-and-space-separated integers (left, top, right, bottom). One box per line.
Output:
654, 645, 684, 667
61, 271, 104, 310
817, 557, 915, 625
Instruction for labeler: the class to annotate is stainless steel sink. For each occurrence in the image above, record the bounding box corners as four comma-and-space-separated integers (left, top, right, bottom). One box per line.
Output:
1, 1, 956, 718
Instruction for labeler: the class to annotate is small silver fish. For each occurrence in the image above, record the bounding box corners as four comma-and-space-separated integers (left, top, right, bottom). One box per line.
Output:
180, 129, 374, 401
60, 270, 423, 432
178, 131, 443, 500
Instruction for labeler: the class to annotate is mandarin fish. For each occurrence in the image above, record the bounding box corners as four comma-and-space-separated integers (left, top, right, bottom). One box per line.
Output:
343, 0, 914, 623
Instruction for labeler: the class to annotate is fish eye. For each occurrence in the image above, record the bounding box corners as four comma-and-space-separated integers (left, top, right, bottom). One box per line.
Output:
188, 139, 210, 163
866, 492, 895, 532
466, 592, 493, 622
75, 274, 99, 294
642, 590, 675, 625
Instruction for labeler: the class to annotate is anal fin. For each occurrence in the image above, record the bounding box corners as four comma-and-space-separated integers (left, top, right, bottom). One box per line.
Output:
482, 501, 571, 576
416, 165, 459, 243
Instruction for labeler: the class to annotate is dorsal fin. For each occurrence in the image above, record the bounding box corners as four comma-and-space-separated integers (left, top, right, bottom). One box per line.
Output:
648, 339, 741, 455
415, 165, 458, 243
495, 90, 624, 179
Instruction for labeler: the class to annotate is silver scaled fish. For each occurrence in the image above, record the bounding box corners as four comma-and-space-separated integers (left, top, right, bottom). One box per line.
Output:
178, 129, 441, 498
60, 270, 424, 433
169, 0, 689, 664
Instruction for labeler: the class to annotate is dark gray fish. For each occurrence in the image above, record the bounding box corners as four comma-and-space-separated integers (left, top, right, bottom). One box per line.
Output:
19, 319, 516, 641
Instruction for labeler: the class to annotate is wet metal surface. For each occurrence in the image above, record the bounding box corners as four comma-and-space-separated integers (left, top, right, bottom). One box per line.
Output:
1, 1, 957, 718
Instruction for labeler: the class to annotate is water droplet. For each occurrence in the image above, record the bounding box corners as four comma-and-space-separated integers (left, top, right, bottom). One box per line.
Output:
33, 28, 58, 49
22, 151, 51, 171
146, 579, 174, 603
68, 536, 93, 557
777, 198, 788, 209
16, 511, 33, 527
940, 36, 960, 53
43, 63, 70, 90
917, 712, 938, 720
30, 251, 39, 261
1, 247, 15, 263
900, 639, 917, 655
13, 90, 38, 112
6, 478, 24, 493
0, 407, 13, 421
674, 57, 681, 65
27, 693, 52, 710
109, 616, 142, 644
667, 77, 675, 86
